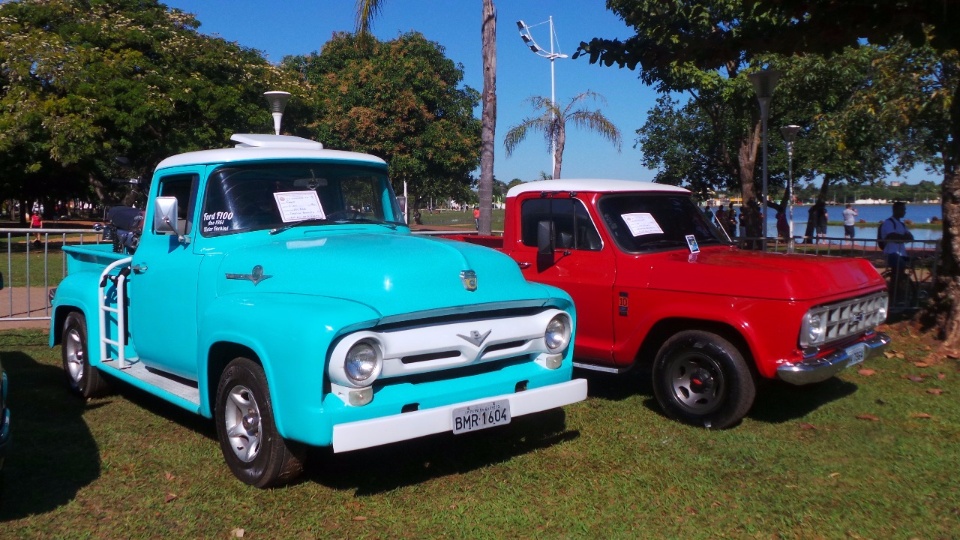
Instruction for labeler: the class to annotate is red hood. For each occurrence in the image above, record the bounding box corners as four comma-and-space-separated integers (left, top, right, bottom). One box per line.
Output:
643, 246, 885, 302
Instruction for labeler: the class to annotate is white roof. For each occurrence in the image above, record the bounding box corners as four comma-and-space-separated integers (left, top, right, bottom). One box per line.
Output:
155, 134, 386, 171
506, 179, 690, 197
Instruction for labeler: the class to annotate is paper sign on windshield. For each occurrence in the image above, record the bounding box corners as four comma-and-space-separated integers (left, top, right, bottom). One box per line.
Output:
622, 212, 663, 237
274, 191, 325, 222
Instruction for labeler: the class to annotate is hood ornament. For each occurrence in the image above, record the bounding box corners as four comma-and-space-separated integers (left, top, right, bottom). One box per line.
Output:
225, 265, 273, 286
458, 329, 492, 347
460, 270, 478, 292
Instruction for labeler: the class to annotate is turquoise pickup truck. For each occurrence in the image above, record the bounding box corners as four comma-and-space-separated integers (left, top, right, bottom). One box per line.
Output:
49, 134, 586, 487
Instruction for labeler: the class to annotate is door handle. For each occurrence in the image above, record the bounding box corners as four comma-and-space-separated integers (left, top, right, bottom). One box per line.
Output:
132, 264, 148, 274
517, 261, 531, 269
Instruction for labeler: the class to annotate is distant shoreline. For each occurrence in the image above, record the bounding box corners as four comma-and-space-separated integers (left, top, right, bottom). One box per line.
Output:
838, 221, 941, 230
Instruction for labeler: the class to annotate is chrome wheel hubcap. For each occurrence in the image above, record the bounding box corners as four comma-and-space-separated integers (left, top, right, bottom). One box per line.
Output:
224, 385, 261, 462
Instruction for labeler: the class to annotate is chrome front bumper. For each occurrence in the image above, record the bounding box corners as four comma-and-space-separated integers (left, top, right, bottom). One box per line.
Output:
777, 332, 892, 385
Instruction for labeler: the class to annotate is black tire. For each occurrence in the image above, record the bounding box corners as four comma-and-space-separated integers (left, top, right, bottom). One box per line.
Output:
652, 330, 755, 429
61, 312, 111, 398
215, 357, 304, 488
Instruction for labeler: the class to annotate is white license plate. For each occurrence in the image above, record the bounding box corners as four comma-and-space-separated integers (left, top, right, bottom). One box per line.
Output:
452, 399, 511, 434
847, 343, 866, 366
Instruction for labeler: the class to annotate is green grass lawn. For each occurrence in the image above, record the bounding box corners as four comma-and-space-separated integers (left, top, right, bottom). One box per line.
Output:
1, 322, 957, 538
415, 208, 506, 233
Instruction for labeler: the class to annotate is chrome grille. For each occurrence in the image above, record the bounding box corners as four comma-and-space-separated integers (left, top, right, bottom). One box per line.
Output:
816, 292, 888, 344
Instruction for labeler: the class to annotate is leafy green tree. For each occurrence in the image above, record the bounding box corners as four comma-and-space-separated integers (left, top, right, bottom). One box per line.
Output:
575, 2, 913, 207
356, 0, 499, 235
576, 0, 960, 353
636, 46, 907, 202
283, 32, 481, 211
0, 0, 295, 218
503, 91, 621, 180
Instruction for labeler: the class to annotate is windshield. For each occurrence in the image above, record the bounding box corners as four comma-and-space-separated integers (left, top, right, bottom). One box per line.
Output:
200, 163, 402, 236
597, 193, 725, 252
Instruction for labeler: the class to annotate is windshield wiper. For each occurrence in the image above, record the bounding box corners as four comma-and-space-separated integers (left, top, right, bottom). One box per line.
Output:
270, 217, 398, 235
269, 218, 330, 235
636, 239, 689, 250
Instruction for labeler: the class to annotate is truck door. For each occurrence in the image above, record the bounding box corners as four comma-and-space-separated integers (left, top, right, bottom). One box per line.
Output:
512, 197, 617, 363
128, 171, 202, 380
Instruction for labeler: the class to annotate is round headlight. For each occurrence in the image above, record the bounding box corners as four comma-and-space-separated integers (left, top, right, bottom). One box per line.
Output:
804, 313, 824, 345
344, 340, 382, 386
544, 314, 572, 352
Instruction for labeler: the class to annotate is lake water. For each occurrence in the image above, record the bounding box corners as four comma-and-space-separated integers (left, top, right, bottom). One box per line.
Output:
767, 203, 943, 242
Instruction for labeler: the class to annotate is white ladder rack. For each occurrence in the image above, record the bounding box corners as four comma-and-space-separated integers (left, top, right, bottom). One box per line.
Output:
98, 257, 137, 368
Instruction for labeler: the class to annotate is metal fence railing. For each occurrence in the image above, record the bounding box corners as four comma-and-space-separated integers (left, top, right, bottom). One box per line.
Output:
0, 229, 940, 325
751, 235, 940, 313
0, 228, 105, 324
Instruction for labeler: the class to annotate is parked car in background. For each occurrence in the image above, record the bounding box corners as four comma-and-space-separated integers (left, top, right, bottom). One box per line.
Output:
443, 179, 890, 429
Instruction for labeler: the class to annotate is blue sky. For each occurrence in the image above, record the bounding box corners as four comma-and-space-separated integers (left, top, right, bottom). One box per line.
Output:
162, 0, 928, 185
162, 0, 657, 183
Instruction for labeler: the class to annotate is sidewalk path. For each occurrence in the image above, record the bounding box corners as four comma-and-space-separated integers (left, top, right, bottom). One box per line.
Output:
0, 287, 52, 330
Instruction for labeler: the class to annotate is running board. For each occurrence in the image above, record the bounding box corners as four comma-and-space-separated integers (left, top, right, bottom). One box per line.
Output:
573, 361, 632, 375
100, 358, 201, 411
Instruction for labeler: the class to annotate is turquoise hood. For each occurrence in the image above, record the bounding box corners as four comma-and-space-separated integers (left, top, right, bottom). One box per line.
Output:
214, 231, 557, 318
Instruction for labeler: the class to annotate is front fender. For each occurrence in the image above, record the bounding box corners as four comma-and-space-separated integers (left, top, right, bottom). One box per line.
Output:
622, 288, 784, 373
197, 293, 381, 442
49, 271, 109, 352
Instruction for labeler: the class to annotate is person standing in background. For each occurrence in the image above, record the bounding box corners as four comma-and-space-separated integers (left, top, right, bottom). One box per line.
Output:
880, 201, 913, 273
842, 203, 858, 247
29, 211, 42, 243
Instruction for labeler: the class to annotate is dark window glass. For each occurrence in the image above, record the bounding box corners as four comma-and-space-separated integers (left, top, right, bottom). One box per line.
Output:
597, 194, 723, 252
200, 163, 399, 236
156, 174, 198, 234
520, 198, 602, 251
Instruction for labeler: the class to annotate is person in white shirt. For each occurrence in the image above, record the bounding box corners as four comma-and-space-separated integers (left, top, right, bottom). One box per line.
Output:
842, 204, 858, 237
879, 201, 913, 272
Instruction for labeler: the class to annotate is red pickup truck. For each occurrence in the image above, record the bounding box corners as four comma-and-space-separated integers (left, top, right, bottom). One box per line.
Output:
443, 179, 890, 428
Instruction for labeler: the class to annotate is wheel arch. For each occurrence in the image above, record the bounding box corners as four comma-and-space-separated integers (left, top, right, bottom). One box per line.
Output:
636, 317, 758, 378
205, 341, 261, 416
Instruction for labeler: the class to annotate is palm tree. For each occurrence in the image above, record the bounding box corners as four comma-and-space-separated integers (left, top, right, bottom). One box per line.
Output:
356, 0, 498, 235
504, 91, 621, 180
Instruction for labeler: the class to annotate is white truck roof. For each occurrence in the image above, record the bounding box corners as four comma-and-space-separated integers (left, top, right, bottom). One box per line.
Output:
506, 179, 690, 197
155, 134, 387, 171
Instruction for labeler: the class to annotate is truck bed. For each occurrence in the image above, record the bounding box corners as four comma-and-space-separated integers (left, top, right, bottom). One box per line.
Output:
62, 244, 129, 274
436, 233, 504, 250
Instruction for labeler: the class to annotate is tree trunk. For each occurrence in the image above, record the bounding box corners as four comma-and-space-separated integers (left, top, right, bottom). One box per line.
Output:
477, 0, 496, 235
928, 81, 960, 354
553, 126, 565, 180
737, 122, 761, 203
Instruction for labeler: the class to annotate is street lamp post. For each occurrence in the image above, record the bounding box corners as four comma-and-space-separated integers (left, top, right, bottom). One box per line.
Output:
263, 91, 291, 135
748, 69, 781, 247
780, 124, 801, 253
517, 17, 567, 177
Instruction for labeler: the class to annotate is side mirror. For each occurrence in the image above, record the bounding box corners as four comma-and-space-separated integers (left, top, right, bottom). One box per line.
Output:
154, 196, 189, 244
536, 220, 555, 271
537, 220, 555, 256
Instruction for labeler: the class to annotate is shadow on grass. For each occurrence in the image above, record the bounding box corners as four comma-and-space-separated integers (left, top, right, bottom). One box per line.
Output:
575, 362, 859, 426
748, 378, 858, 424
4, 349, 580, 496
0, 351, 101, 520
103, 378, 579, 494
304, 408, 578, 495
